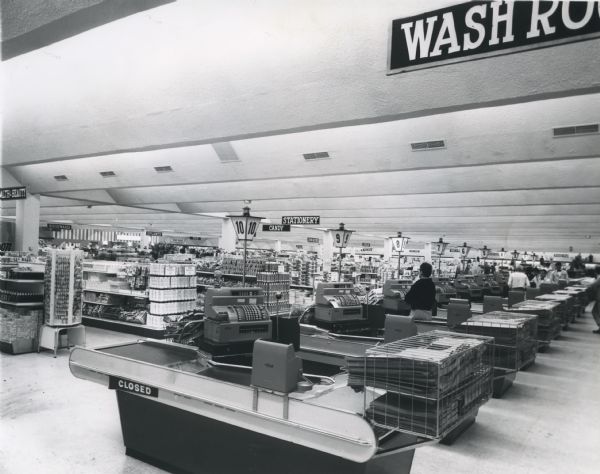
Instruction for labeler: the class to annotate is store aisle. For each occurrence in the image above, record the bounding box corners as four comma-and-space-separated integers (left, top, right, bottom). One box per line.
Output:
1, 315, 599, 474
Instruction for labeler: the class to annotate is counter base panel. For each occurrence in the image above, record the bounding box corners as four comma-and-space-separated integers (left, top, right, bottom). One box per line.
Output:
82, 316, 166, 338
116, 390, 415, 474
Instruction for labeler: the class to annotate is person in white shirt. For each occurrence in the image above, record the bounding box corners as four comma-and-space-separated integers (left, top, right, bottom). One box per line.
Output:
508, 267, 530, 289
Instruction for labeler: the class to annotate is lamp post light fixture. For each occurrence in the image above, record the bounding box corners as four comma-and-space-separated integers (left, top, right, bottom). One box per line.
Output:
511, 249, 520, 261
391, 232, 410, 278
431, 237, 449, 275
460, 242, 471, 262
480, 245, 491, 260
227, 206, 264, 286
331, 223, 354, 282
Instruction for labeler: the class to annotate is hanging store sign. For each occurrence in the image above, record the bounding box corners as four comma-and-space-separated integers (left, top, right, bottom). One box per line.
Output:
0, 186, 27, 200
361, 242, 372, 247
47, 223, 72, 231
262, 224, 291, 232
188, 236, 202, 241
282, 216, 320, 225
116, 234, 142, 242
296, 244, 304, 249
146, 231, 163, 236
553, 253, 570, 258
307, 237, 320, 244
389, 1, 600, 73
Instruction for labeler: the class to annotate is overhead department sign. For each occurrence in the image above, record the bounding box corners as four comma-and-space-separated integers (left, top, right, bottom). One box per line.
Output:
389, 1, 600, 73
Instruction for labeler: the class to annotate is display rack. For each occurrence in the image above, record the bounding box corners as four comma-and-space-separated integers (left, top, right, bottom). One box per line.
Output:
508, 300, 562, 351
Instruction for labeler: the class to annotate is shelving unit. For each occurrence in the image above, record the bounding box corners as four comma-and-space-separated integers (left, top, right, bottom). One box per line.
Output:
81, 260, 150, 331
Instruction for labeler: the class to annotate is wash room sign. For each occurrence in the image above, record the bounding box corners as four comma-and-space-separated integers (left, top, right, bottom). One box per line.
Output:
389, 1, 600, 73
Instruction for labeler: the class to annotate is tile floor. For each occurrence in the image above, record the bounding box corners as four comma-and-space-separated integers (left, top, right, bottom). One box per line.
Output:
1, 311, 599, 473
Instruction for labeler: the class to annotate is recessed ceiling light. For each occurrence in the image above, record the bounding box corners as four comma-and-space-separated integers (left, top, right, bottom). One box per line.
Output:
410, 140, 446, 151
154, 165, 173, 173
54, 175, 68, 181
303, 151, 330, 161
553, 123, 599, 137
99, 171, 116, 177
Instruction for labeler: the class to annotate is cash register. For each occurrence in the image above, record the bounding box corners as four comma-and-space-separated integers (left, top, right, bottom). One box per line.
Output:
382, 279, 412, 315
202, 287, 272, 355
314, 282, 363, 323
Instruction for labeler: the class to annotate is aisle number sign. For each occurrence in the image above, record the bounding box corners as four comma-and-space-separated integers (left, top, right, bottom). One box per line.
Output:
0, 186, 26, 200
333, 229, 352, 248
392, 237, 409, 252
389, 1, 600, 73
232, 217, 260, 241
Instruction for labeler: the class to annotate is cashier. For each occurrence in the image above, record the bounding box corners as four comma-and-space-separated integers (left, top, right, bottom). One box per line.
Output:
404, 262, 436, 321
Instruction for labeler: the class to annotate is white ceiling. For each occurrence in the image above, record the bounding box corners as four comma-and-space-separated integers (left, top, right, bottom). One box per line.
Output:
2, 0, 600, 253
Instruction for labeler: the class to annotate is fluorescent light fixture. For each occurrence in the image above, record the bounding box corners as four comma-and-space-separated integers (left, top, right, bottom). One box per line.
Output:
54, 175, 68, 181
99, 171, 116, 177
154, 165, 173, 173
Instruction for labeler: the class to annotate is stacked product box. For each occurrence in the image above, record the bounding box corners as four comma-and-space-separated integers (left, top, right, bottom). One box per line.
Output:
348, 331, 494, 439
221, 256, 265, 276
256, 272, 291, 316
147, 263, 197, 328
0, 306, 44, 353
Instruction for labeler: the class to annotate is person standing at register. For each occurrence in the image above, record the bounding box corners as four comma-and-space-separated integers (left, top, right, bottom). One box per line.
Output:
404, 262, 436, 321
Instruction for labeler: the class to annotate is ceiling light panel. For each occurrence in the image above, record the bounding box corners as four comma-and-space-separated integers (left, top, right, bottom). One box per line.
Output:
410, 140, 445, 151
53, 175, 68, 181
154, 165, 173, 172
303, 151, 330, 161
99, 171, 116, 177
553, 123, 599, 137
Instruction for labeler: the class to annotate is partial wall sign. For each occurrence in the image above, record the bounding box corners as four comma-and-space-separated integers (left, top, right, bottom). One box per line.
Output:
282, 216, 320, 225
47, 223, 72, 231
146, 231, 163, 236
0, 186, 26, 200
389, 1, 600, 73
262, 224, 291, 232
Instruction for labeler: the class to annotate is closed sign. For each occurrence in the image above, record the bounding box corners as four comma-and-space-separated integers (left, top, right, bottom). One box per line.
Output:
109, 376, 158, 397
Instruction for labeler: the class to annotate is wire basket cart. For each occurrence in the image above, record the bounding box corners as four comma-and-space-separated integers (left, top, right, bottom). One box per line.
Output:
454, 311, 538, 397
348, 330, 493, 440
509, 300, 561, 351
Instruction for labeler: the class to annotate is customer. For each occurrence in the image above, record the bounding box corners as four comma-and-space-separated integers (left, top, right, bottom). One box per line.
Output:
404, 261, 436, 321
546, 262, 569, 284
508, 266, 530, 289
591, 268, 600, 334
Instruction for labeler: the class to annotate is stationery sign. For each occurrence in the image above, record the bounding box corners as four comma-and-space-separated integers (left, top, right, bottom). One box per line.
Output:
282, 216, 320, 225
262, 224, 291, 232
389, 1, 600, 73
0, 186, 26, 200
47, 223, 72, 231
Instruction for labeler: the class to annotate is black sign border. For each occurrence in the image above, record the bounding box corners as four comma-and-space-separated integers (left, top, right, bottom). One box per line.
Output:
387, 2, 600, 75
